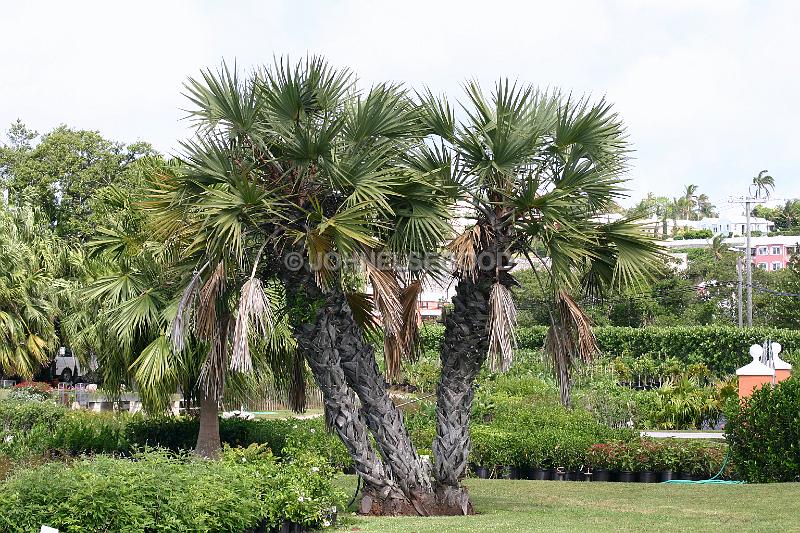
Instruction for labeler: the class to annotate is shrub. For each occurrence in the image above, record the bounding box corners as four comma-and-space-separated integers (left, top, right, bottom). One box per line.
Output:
413, 325, 800, 375
0, 448, 344, 532
7, 383, 52, 402
725, 377, 800, 482
585, 439, 728, 475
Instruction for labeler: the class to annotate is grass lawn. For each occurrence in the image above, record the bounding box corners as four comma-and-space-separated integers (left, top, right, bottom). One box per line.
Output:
335, 476, 800, 532
251, 408, 324, 420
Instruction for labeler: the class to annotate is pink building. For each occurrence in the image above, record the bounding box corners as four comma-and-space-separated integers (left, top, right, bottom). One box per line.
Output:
752, 242, 799, 271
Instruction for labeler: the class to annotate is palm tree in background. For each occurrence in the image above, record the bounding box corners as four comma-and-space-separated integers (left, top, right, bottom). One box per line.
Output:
696, 193, 716, 218
682, 184, 698, 219
0, 207, 63, 379
752, 169, 775, 199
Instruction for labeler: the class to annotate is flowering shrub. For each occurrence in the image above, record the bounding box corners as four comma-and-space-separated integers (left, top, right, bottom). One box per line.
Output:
585, 439, 729, 476
8, 382, 52, 402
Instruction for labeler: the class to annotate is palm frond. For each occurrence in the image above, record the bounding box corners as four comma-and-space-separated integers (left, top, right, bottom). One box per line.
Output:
487, 282, 517, 371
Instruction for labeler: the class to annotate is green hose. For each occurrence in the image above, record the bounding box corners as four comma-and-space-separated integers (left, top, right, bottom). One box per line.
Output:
662, 448, 745, 484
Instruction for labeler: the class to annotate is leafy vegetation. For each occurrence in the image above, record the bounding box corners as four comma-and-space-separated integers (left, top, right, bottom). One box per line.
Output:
0, 447, 343, 532
725, 377, 800, 482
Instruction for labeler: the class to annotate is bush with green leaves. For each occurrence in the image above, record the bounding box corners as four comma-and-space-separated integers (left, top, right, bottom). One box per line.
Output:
725, 377, 800, 482
585, 439, 729, 476
413, 325, 800, 375
0, 447, 344, 532
0, 400, 127, 460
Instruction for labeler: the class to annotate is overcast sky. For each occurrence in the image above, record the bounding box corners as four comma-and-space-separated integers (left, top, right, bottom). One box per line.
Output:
2, 0, 797, 210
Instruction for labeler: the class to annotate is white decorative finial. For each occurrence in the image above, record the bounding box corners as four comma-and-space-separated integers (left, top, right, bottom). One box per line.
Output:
749, 344, 764, 361
771, 342, 782, 356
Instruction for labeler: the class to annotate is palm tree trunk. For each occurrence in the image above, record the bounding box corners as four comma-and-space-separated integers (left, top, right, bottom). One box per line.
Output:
195, 390, 221, 458
282, 271, 413, 514
327, 290, 433, 504
432, 274, 491, 506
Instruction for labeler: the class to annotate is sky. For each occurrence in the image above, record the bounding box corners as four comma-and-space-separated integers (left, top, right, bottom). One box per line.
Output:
1, 0, 798, 211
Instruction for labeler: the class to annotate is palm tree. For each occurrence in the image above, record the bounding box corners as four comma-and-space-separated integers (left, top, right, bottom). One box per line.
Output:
158, 58, 457, 513
682, 184, 698, 220
421, 82, 664, 494
0, 206, 60, 379
752, 170, 775, 199
696, 193, 716, 218
709, 234, 726, 260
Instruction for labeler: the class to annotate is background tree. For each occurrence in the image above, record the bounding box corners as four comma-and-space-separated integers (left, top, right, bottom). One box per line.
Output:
0, 121, 156, 241
0, 206, 64, 378
751, 169, 775, 199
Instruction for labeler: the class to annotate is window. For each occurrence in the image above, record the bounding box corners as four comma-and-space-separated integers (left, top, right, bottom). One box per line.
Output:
758, 262, 768, 270
772, 262, 782, 271
772, 246, 782, 255
757, 247, 768, 255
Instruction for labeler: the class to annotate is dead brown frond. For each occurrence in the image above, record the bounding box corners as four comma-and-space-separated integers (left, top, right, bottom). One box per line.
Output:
544, 290, 598, 407
383, 279, 425, 383
487, 282, 518, 371
363, 260, 403, 336
447, 224, 489, 279
171, 267, 204, 353
230, 277, 274, 374
198, 314, 231, 399
197, 262, 226, 341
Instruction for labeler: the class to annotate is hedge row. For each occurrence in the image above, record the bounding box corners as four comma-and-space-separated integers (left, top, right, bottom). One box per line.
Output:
0, 447, 343, 532
419, 324, 800, 374
0, 400, 350, 469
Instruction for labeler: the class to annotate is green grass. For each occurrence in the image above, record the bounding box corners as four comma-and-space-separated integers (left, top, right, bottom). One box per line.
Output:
335, 477, 800, 532
251, 408, 324, 420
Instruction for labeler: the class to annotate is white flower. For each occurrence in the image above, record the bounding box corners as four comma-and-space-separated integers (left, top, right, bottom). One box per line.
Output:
311, 466, 320, 472
293, 424, 298, 429
309, 428, 316, 433
322, 520, 331, 527
241, 457, 247, 462
298, 496, 305, 502
3, 435, 13, 443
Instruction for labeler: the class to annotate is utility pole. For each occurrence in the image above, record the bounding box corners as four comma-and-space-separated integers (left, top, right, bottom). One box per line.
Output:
745, 198, 753, 327
729, 192, 783, 327
737, 256, 743, 328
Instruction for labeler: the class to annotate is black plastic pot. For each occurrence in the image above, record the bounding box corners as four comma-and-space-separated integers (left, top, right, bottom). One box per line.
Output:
678, 471, 693, 480
659, 470, 674, 482
618, 471, 636, 483
565, 470, 581, 481
593, 469, 610, 482
509, 466, 524, 480
639, 471, 658, 483
530, 468, 550, 481
474, 466, 489, 479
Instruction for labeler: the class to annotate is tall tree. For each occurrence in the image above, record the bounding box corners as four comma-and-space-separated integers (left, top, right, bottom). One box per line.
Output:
0, 121, 156, 241
421, 83, 664, 495
0, 206, 64, 378
682, 184, 698, 220
751, 169, 775, 199
157, 58, 457, 513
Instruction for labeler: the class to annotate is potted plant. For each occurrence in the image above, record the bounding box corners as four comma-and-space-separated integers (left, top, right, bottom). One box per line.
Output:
657, 441, 679, 482
616, 441, 638, 482
637, 439, 660, 483
527, 434, 550, 480
586, 443, 614, 482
